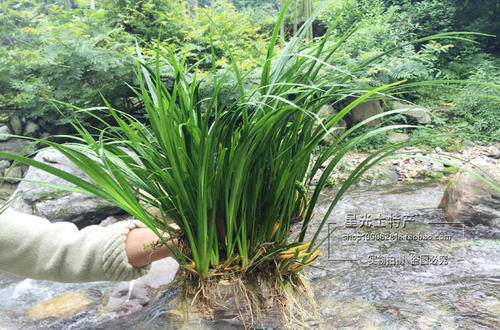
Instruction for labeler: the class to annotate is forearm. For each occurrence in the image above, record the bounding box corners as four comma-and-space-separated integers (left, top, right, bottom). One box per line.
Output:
125, 227, 177, 268
0, 208, 152, 282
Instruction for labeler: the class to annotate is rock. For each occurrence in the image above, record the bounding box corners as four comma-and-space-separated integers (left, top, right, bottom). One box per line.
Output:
322, 118, 347, 145
387, 132, 409, 144
0, 125, 10, 141
359, 162, 399, 186
463, 140, 475, 149
315, 105, 347, 145
393, 103, 432, 124
318, 104, 335, 118
0, 138, 36, 159
3, 166, 23, 183
348, 100, 384, 127
0, 160, 10, 170
438, 160, 500, 228
103, 258, 179, 317
105, 282, 150, 315
23, 121, 40, 136
435, 147, 443, 153
11, 148, 123, 227
485, 144, 500, 159
9, 115, 23, 135
28, 291, 93, 320
40, 132, 51, 140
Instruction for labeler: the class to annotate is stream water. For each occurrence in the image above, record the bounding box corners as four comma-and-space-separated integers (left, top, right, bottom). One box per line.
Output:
1, 182, 499, 329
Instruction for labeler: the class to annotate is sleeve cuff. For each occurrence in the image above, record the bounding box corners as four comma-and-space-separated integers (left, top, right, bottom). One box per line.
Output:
102, 220, 152, 281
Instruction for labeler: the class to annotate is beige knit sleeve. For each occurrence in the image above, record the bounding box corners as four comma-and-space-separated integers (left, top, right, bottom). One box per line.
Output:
0, 208, 151, 282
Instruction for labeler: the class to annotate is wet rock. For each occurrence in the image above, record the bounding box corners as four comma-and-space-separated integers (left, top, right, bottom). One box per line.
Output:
393, 103, 431, 124
105, 282, 150, 315
387, 132, 409, 144
438, 160, 500, 228
11, 148, 122, 227
348, 100, 383, 127
102, 258, 179, 316
28, 291, 93, 320
0, 125, 10, 141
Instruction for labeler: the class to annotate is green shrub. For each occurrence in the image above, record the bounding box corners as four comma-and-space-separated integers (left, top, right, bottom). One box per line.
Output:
451, 58, 500, 142
103, 0, 187, 42
174, 1, 269, 72
0, 1, 137, 130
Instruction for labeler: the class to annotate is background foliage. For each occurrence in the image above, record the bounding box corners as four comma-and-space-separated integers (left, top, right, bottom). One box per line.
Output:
0, 0, 498, 144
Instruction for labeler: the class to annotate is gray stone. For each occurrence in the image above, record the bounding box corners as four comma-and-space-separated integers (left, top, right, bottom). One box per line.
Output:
392, 103, 431, 124
463, 140, 475, 149
322, 119, 347, 145
105, 283, 150, 315
435, 147, 443, 153
11, 148, 122, 227
348, 100, 384, 126
438, 160, 500, 228
387, 132, 409, 144
23, 121, 39, 136
0, 126, 10, 141
318, 104, 335, 119
0, 138, 36, 160
359, 162, 399, 186
315, 105, 347, 145
0, 160, 10, 170
9, 115, 23, 135
3, 166, 23, 183
485, 144, 500, 159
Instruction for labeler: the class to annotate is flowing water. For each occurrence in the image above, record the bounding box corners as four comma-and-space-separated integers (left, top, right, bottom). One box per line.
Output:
0, 182, 499, 329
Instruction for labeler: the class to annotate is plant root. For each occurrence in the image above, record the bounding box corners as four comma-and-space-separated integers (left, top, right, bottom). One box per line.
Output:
176, 270, 321, 329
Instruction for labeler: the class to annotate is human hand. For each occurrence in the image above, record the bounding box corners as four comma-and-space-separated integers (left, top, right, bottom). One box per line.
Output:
125, 227, 178, 268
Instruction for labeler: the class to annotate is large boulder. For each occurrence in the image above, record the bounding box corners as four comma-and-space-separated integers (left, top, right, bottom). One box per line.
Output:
11, 148, 123, 228
348, 100, 384, 127
438, 159, 500, 228
392, 103, 431, 124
